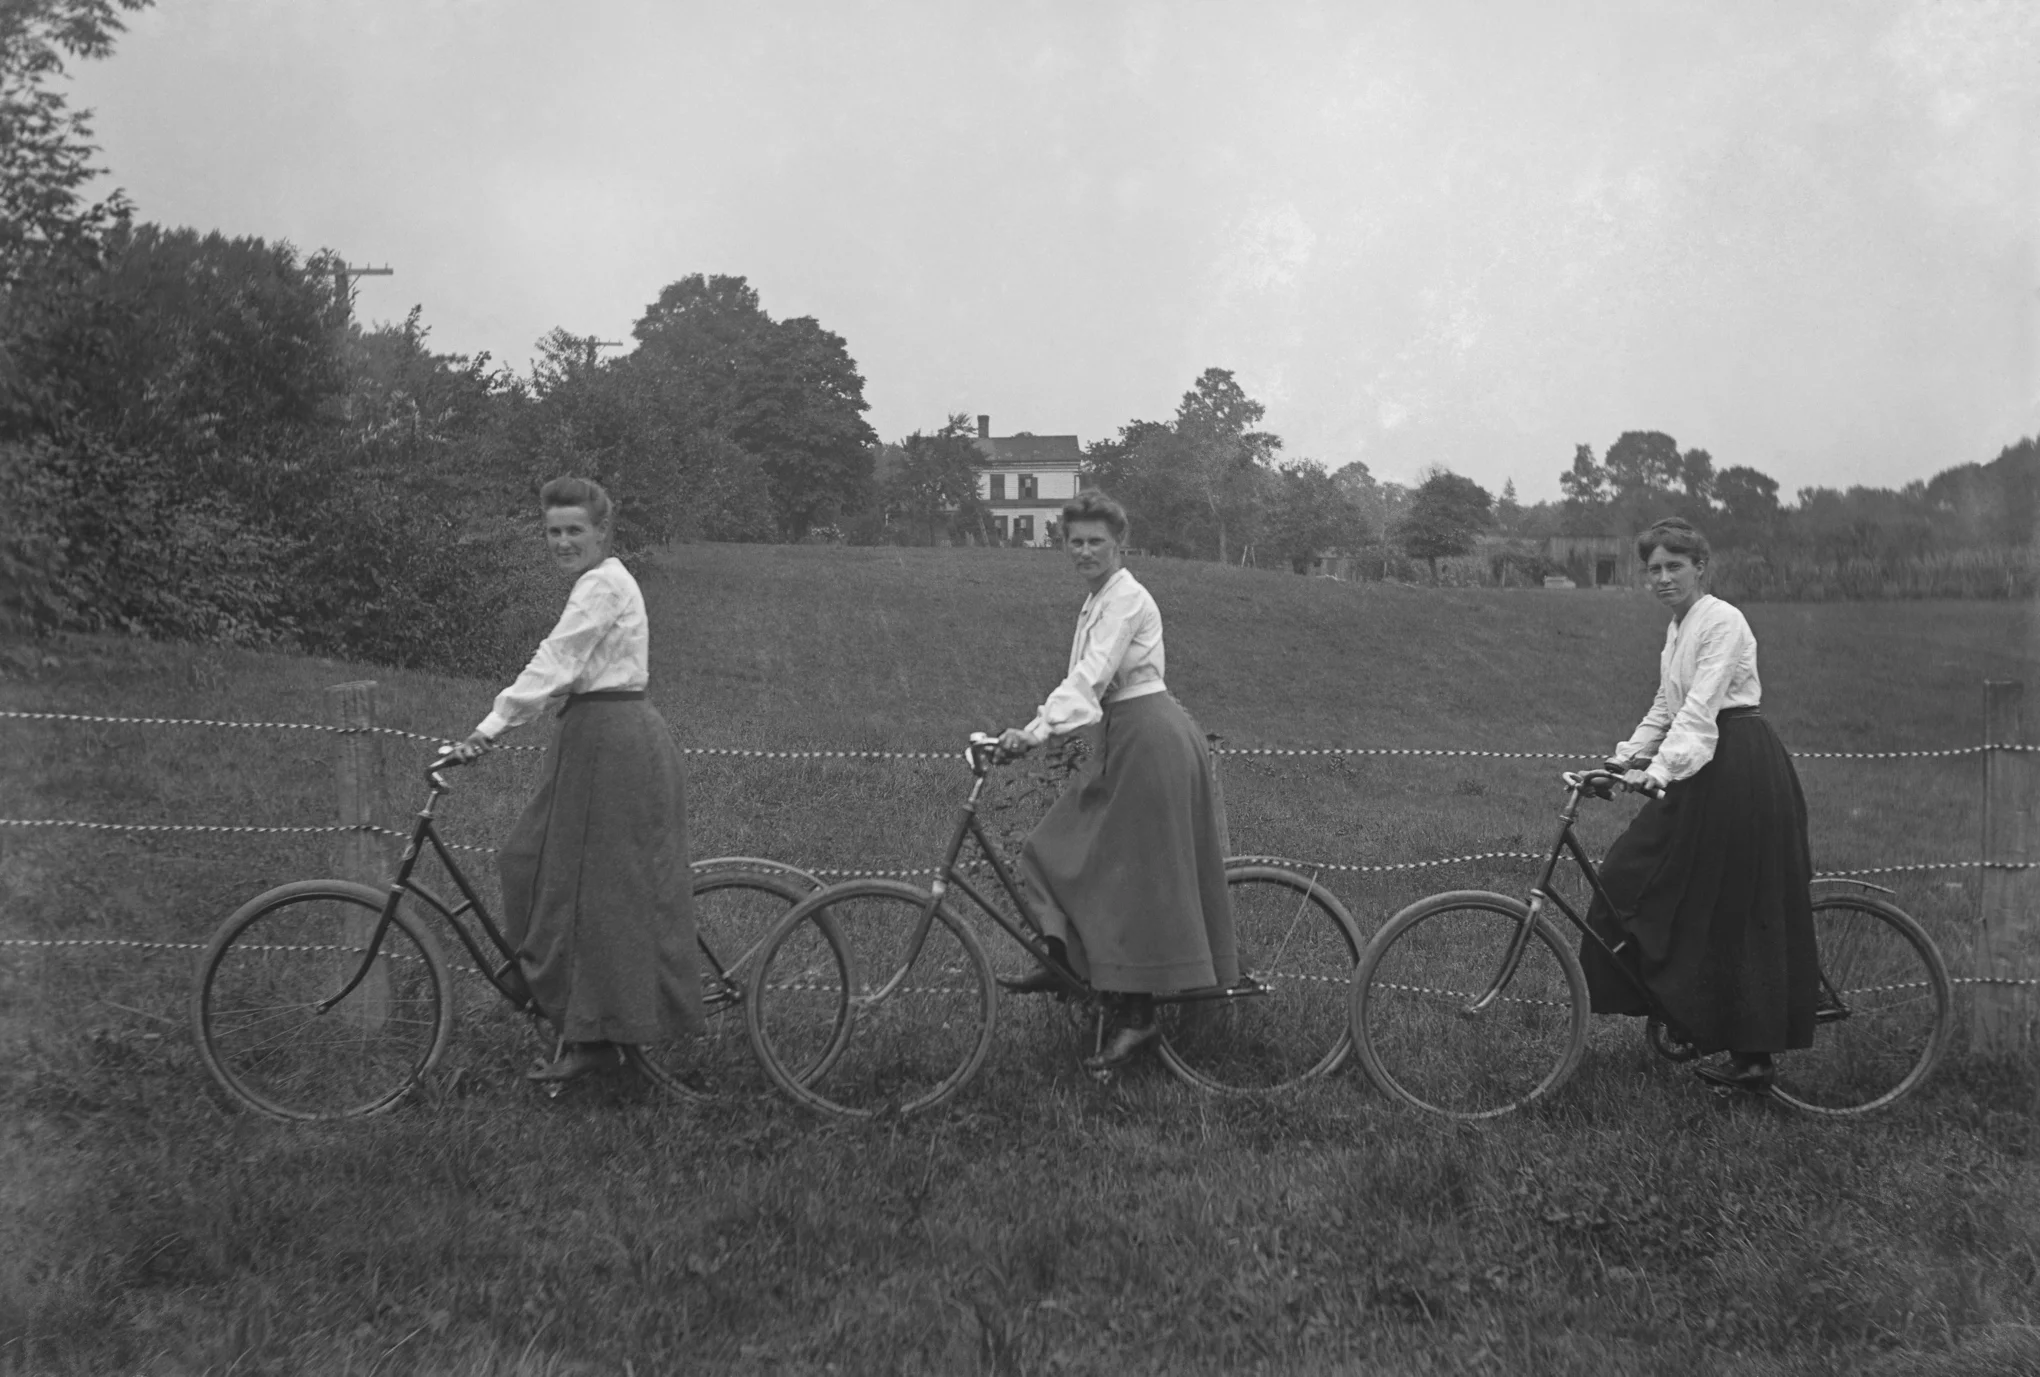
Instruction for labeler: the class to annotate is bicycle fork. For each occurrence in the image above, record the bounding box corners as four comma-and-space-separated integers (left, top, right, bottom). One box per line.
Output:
1464, 893, 1547, 1017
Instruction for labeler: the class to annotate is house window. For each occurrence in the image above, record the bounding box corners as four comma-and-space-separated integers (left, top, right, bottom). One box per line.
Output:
994, 515, 1010, 542
1019, 474, 1038, 500
1014, 515, 1035, 545
988, 473, 1005, 500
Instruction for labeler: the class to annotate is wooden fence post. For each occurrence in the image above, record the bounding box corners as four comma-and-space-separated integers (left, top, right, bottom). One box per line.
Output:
329, 680, 392, 1022
1973, 680, 2039, 1053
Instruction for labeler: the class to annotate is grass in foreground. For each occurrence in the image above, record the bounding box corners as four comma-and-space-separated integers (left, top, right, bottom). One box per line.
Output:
3, 545, 2038, 1374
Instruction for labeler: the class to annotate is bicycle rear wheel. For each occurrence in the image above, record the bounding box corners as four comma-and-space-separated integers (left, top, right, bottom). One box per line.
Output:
192, 880, 453, 1121
1154, 864, 1362, 1092
747, 880, 997, 1119
1768, 895, 1951, 1116
625, 868, 849, 1100
1349, 891, 1588, 1119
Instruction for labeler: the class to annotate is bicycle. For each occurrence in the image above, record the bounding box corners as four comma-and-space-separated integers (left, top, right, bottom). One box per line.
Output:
1347, 766, 1953, 1120
191, 749, 853, 1121
742, 732, 1364, 1118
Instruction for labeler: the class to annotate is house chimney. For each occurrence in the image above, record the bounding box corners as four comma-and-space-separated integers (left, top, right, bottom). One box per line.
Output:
977, 414, 990, 439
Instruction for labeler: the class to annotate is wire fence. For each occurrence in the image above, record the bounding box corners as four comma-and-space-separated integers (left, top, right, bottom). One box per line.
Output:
5, 709, 2038, 760
1, 709, 2028, 884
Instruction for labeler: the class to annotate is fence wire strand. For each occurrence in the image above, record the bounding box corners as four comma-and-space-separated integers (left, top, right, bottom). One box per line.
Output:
0, 816, 2023, 881
5, 709, 2034, 761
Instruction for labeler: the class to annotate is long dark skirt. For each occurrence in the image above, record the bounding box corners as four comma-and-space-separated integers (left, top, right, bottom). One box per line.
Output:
498, 696, 703, 1044
1019, 693, 1238, 994
1580, 710, 1818, 1054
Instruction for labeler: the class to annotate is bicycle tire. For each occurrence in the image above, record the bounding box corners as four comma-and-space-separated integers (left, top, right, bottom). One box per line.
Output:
1349, 890, 1589, 1119
746, 879, 997, 1119
1768, 895, 1951, 1116
192, 880, 453, 1122
626, 869, 852, 1100
1154, 864, 1363, 1093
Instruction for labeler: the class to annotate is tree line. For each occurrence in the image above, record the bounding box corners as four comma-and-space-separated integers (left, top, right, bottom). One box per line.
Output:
4, 1, 2030, 682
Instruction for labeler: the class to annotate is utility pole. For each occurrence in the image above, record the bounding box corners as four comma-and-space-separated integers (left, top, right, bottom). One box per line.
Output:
332, 262, 393, 323
583, 337, 622, 367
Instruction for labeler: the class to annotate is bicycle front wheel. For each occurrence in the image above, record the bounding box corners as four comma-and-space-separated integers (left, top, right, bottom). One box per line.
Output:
1769, 895, 1952, 1116
626, 868, 850, 1100
1154, 864, 1362, 1093
747, 880, 997, 1119
1350, 891, 1588, 1119
192, 881, 453, 1121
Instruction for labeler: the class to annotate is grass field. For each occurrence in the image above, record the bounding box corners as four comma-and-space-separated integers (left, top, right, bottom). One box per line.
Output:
4, 544, 2039, 1375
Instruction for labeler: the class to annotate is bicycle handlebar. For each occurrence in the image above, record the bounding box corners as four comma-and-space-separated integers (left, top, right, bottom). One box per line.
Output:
425, 746, 473, 790
1562, 766, 1663, 800
966, 731, 1012, 774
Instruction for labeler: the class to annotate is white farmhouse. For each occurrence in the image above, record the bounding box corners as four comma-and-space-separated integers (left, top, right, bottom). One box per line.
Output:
972, 415, 1084, 547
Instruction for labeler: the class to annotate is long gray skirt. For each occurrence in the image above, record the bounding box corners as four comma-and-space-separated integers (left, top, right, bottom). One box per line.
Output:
1019, 693, 1239, 993
498, 695, 703, 1043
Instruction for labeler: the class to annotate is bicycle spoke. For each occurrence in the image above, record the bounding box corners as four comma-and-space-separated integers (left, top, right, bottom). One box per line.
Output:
1770, 897, 1950, 1116
1156, 866, 1360, 1094
195, 885, 449, 1121
1351, 893, 1587, 1119
748, 882, 993, 1118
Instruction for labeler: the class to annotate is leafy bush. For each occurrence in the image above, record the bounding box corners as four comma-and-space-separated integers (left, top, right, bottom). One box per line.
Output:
1, 433, 296, 643
1711, 546, 2038, 602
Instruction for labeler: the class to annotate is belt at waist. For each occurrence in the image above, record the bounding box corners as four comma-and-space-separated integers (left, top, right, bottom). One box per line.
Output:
558, 688, 647, 716
1716, 705, 1761, 721
1106, 680, 1168, 707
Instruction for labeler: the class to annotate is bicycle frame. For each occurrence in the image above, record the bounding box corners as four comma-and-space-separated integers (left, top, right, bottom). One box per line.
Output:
317, 761, 528, 1016
869, 738, 1268, 1010
1465, 771, 1658, 1017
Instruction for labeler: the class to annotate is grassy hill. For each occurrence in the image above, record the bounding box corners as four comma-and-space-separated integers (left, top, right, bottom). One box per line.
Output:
3, 544, 2038, 1375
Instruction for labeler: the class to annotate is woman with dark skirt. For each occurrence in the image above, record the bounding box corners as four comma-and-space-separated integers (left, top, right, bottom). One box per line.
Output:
451, 477, 702, 1083
1582, 517, 1818, 1093
996, 491, 1238, 1070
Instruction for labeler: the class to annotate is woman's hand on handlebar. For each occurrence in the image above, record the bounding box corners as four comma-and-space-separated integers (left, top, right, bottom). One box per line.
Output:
996, 728, 1036, 760
447, 731, 493, 764
1621, 769, 1662, 797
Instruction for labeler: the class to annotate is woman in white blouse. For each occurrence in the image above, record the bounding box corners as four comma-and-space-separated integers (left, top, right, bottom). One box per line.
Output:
452, 477, 700, 1083
1581, 517, 1817, 1092
996, 491, 1238, 1069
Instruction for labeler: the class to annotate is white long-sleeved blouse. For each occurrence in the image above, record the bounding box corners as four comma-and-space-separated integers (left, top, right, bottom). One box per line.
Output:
473, 557, 650, 740
1613, 593, 1763, 789
1020, 567, 1168, 745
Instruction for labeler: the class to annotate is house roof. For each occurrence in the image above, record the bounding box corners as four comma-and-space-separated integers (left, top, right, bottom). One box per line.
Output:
973, 434, 1082, 468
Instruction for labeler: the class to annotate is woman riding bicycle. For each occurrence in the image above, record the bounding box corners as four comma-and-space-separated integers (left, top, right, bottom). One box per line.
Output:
996, 490, 1238, 1070
451, 476, 702, 1083
1583, 516, 1818, 1091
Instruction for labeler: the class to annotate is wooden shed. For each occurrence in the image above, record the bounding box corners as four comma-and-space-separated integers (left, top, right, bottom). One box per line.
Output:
1545, 535, 1638, 589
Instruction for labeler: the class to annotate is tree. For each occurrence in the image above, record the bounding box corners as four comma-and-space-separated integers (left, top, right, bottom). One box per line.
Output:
620, 273, 877, 539
884, 413, 986, 544
1266, 459, 1365, 573
1678, 447, 1715, 504
1173, 367, 1280, 564
727, 314, 878, 537
1558, 443, 1606, 514
1, 0, 152, 429
1603, 431, 1684, 496
1496, 477, 1522, 532
0, 0, 148, 290
1713, 464, 1782, 546
1398, 468, 1494, 581
1081, 417, 1169, 496
46, 224, 347, 458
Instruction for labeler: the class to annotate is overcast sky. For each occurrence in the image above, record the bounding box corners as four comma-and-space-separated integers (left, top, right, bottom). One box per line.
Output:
73, 0, 2038, 499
